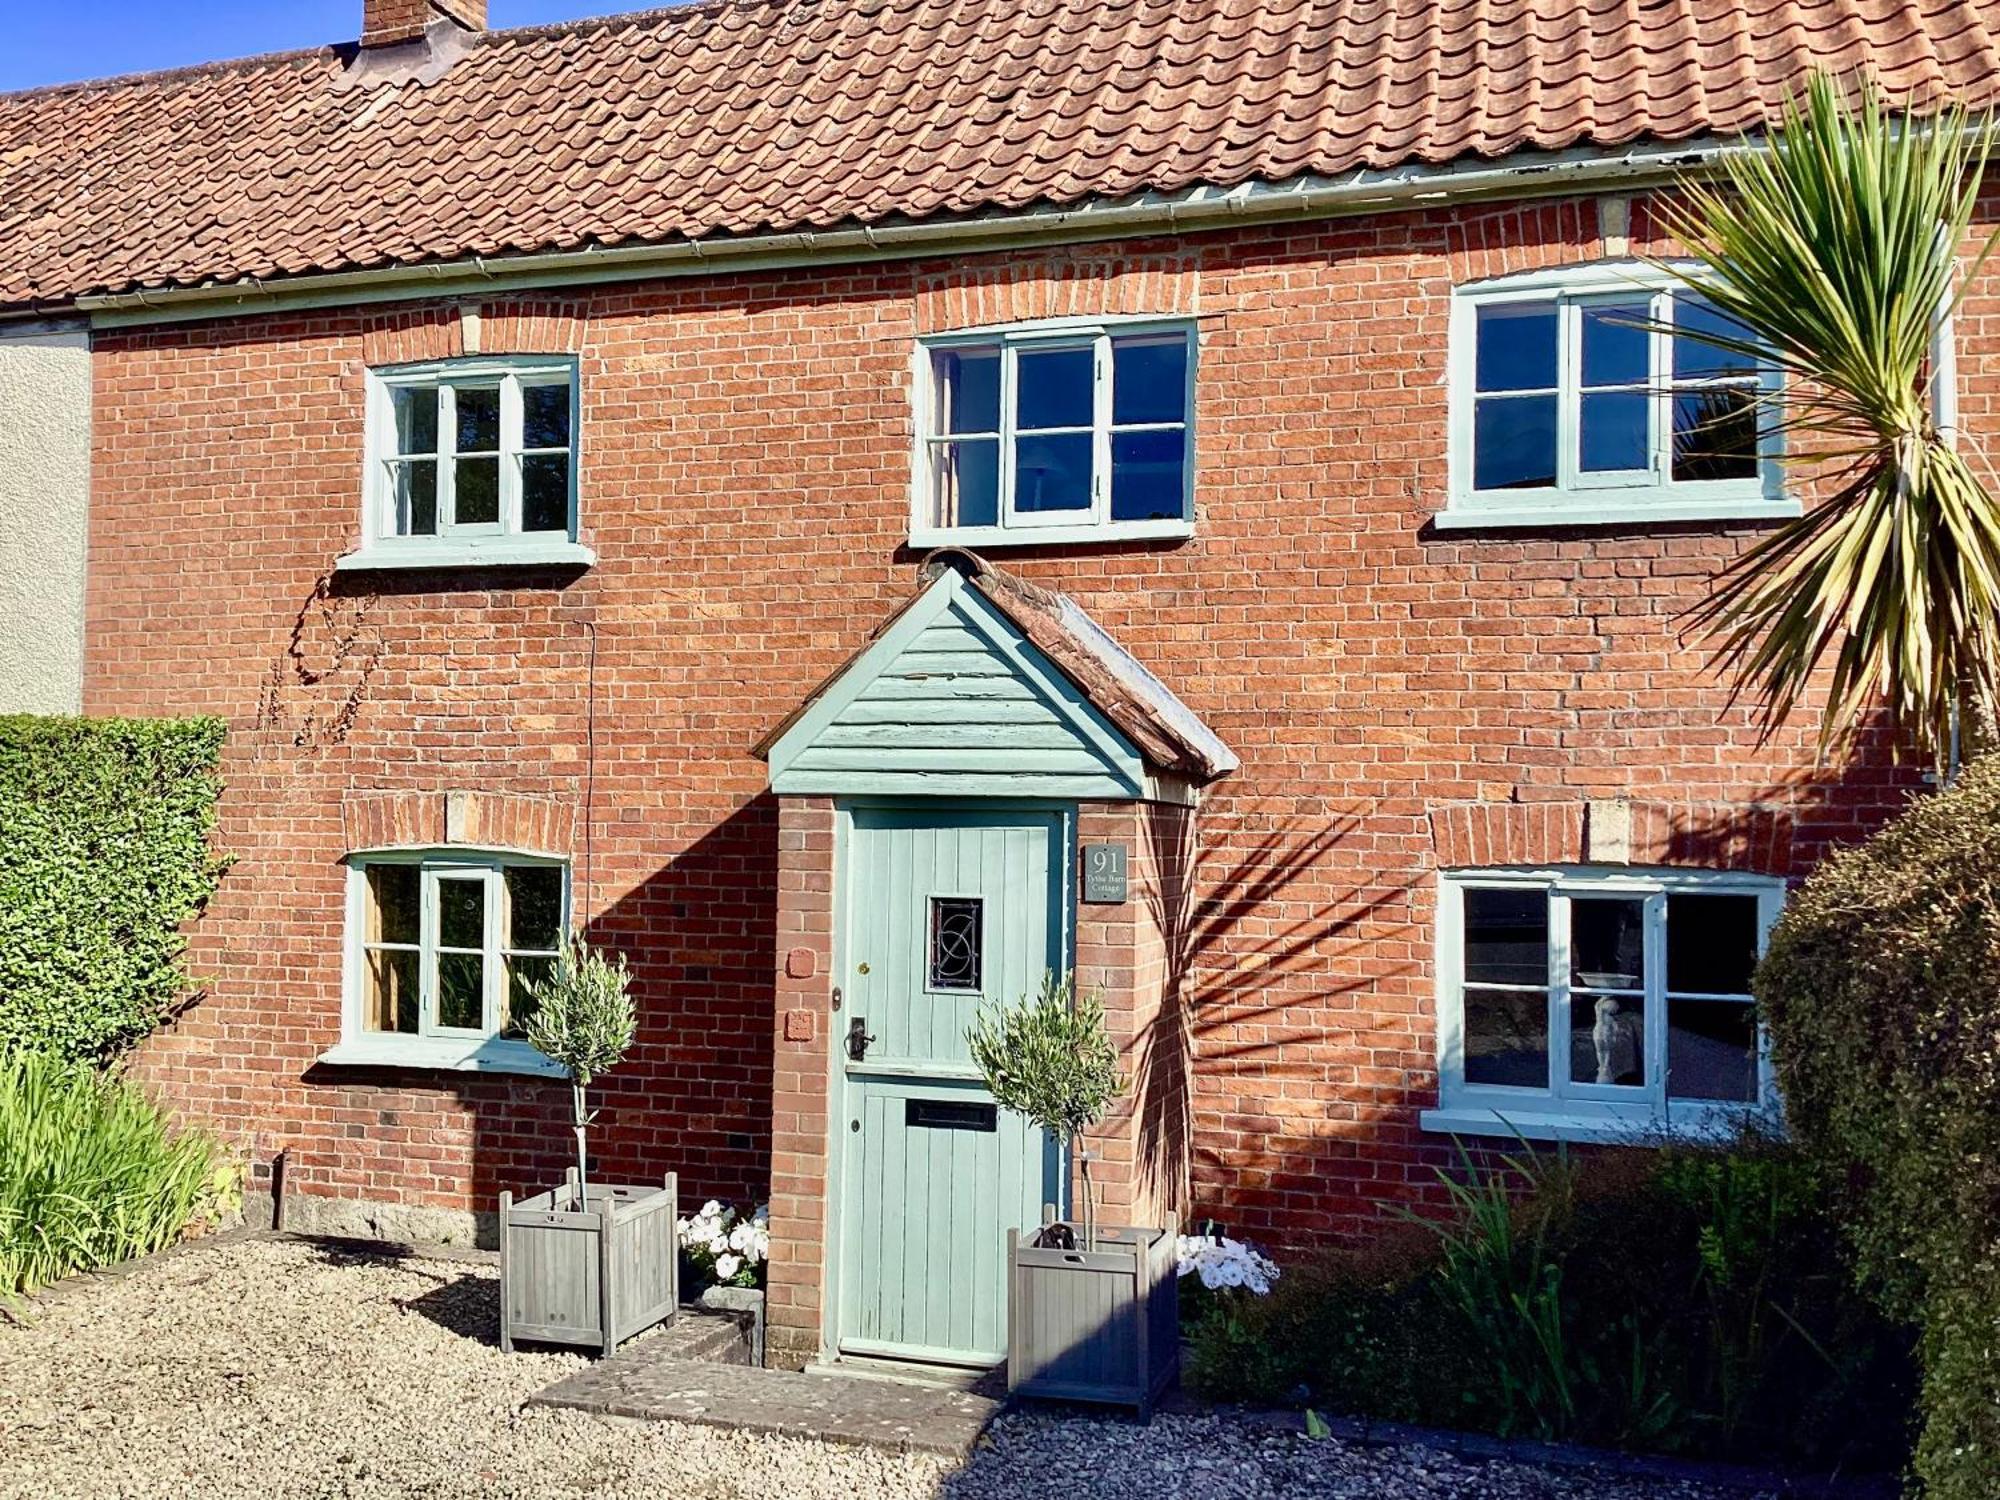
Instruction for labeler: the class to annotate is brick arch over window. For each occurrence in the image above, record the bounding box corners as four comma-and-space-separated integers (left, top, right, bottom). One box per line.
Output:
359, 297, 590, 367
913, 250, 1199, 335
341, 789, 574, 859
1428, 798, 1793, 876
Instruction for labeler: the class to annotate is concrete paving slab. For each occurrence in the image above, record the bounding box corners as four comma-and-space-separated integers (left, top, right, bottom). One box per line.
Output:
531, 1346, 1004, 1459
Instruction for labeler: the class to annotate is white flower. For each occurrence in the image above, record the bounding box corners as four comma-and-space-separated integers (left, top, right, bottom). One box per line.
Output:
714, 1253, 742, 1281
1176, 1233, 1280, 1295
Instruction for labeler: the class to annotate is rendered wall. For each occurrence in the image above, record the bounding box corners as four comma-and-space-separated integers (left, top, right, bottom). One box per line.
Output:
0, 322, 89, 714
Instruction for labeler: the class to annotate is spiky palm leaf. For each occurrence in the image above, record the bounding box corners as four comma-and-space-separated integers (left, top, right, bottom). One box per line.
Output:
1655, 72, 2000, 763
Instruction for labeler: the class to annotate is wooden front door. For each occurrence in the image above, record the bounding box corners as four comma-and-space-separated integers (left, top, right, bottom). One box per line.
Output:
832, 804, 1068, 1365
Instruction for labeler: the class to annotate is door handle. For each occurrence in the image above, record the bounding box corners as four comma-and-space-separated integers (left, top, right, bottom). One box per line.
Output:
845, 1016, 876, 1062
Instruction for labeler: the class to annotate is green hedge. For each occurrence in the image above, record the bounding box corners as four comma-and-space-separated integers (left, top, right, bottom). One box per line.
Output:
1184, 1139, 1914, 1474
1760, 758, 2000, 1500
0, 716, 227, 1062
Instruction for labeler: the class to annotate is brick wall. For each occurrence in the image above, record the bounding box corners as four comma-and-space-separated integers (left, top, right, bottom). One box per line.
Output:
87, 192, 1951, 1252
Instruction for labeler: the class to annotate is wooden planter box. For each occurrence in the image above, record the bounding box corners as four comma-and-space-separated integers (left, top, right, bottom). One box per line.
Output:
499, 1170, 678, 1356
1006, 1215, 1178, 1418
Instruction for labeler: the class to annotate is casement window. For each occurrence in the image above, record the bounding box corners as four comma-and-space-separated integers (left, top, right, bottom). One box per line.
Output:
1442, 265, 1795, 530
912, 319, 1196, 547
340, 358, 593, 571
1424, 867, 1785, 1141
326, 852, 568, 1074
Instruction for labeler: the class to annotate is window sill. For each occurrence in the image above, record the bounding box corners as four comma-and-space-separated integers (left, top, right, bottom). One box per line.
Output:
333, 539, 596, 572
318, 1036, 566, 1077
1420, 1103, 1778, 1146
909, 518, 1194, 550
1432, 497, 1801, 532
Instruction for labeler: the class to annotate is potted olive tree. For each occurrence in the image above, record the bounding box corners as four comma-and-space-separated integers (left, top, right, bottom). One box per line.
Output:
498, 938, 678, 1355
968, 973, 1178, 1417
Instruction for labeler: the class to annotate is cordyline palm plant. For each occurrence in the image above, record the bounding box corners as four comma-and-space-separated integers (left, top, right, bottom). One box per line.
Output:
1658, 72, 2000, 768
521, 938, 636, 1209
967, 973, 1123, 1249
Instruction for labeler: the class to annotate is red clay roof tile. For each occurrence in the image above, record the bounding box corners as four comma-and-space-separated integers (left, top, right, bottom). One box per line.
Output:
3, 0, 1998, 310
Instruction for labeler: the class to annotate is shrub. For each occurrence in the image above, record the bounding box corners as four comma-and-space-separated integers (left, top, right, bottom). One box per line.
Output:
520, 939, 636, 1205
1759, 757, 2000, 1500
1184, 1137, 1914, 1473
0, 1049, 237, 1297
966, 972, 1122, 1246
0, 716, 227, 1062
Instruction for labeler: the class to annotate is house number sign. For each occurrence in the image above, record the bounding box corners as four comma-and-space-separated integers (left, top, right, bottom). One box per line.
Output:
1082, 843, 1128, 904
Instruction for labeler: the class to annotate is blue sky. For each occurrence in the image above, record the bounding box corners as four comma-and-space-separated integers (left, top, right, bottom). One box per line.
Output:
2, 3, 648, 93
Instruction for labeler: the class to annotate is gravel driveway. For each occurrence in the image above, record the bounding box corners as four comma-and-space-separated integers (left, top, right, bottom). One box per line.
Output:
0, 1238, 1768, 1500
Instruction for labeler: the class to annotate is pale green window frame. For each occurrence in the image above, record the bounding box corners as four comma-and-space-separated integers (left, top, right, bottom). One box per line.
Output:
1440, 262, 1795, 531
1424, 865, 1787, 1143
328, 850, 570, 1076
361, 356, 580, 549
909, 315, 1198, 548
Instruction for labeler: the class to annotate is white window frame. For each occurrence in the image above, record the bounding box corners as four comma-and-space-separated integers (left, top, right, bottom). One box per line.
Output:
1440, 263, 1796, 531
910, 315, 1197, 548
1424, 865, 1786, 1143
339, 357, 594, 572
323, 849, 570, 1075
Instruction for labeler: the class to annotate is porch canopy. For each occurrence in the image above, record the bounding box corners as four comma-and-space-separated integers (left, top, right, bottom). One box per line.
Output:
754, 550, 1236, 802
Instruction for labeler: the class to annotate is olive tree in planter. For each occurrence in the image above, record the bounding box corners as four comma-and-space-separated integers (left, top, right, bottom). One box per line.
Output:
968, 973, 1178, 1418
498, 939, 678, 1355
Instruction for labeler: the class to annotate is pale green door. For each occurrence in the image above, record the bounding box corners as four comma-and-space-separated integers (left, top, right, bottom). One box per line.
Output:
834, 804, 1067, 1365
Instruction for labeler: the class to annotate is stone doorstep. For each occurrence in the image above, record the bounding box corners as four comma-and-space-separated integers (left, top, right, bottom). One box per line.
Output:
530, 1347, 1005, 1460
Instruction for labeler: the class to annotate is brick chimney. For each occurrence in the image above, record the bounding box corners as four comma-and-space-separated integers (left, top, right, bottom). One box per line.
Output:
362, 0, 486, 47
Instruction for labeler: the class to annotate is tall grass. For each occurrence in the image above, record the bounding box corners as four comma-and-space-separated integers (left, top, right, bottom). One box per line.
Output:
1185, 1135, 1916, 1472
0, 1049, 236, 1299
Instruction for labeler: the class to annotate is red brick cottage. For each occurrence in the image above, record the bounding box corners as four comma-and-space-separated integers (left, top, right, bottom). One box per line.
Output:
3, 0, 1996, 1368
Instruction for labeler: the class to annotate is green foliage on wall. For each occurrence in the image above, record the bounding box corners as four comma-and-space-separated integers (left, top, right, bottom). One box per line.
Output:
1760, 758, 2000, 1500
0, 716, 228, 1062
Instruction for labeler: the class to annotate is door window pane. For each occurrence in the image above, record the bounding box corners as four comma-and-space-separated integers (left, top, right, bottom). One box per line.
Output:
1112, 337, 1187, 425
928, 897, 983, 992
1464, 987, 1549, 1088
1463, 888, 1548, 986
1012, 432, 1093, 513
1473, 395, 1557, 490
1668, 999, 1759, 1100
1016, 347, 1094, 430
1110, 429, 1186, 521
1474, 304, 1558, 391
1666, 894, 1760, 994
436, 952, 485, 1030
